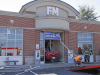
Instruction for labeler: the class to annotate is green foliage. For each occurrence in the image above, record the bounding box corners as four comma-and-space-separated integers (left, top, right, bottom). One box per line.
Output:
77, 5, 100, 21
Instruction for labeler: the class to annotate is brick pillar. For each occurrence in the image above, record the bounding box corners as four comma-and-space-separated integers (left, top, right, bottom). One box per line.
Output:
64, 31, 78, 63
93, 33, 100, 62
64, 31, 69, 63
23, 29, 36, 65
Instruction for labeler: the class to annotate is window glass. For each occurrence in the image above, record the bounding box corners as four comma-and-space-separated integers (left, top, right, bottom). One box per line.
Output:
8, 34, 15, 39
88, 34, 92, 37
16, 35, 23, 39
40, 40, 44, 56
7, 29, 15, 34
7, 40, 15, 56
0, 29, 23, 56
16, 40, 23, 48
0, 39, 6, 48
40, 32, 44, 40
7, 40, 15, 48
83, 44, 88, 49
78, 33, 93, 55
83, 33, 87, 37
40, 31, 45, 61
16, 40, 23, 56
0, 40, 6, 56
88, 38, 92, 41
78, 44, 83, 54
1, 48, 6, 56
0, 28, 7, 33
16, 29, 23, 34
78, 38, 82, 41
78, 33, 82, 37
83, 38, 87, 41
78, 42, 82, 45
88, 44, 93, 54
0, 34, 7, 39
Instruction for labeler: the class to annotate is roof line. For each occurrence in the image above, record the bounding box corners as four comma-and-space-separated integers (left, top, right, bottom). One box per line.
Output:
22, 0, 37, 7
19, 0, 37, 12
57, 0, 79, 14
20, 0, 79, 14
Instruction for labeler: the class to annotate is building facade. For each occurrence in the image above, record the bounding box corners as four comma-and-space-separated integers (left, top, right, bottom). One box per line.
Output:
0, 0, 100, 65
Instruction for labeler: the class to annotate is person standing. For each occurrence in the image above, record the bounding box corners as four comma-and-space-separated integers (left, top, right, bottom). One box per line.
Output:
83, 44, 91, 63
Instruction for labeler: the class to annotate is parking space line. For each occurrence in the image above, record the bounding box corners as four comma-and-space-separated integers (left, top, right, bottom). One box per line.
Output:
30, 70, 38, 75
15, 66, 40, 75
16, 72, 26, 75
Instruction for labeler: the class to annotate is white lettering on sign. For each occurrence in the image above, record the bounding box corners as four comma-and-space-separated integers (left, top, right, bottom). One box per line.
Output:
47, 6, 59, 16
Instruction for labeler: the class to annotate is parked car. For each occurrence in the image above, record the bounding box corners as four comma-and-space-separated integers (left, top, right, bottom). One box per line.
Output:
45, 48, 60, 62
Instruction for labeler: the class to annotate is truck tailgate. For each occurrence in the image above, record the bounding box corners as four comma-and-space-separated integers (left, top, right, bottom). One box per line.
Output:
46, 51, 60, 57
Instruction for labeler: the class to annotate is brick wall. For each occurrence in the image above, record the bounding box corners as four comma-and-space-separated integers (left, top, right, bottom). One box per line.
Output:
68, 32, 78, 55
23, 29, 36, 56
25, 11, 36, 14
23, 29, 40, 64
64, 31, 78, 63
69, 22, 100, 62
68, 16, 76, 19
0, 15, 38, 64
70, 22, 100, 32
64, 31, 69, 63
93, 34, 100, 61
0, 15, 35, 28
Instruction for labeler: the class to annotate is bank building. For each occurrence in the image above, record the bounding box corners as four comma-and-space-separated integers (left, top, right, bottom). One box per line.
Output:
0, 0, 100, 66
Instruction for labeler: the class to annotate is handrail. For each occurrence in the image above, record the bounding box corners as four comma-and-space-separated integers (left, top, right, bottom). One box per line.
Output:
60, 37, 77, 57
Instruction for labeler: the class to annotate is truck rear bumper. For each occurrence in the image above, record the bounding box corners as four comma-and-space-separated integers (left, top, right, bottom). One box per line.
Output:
46, 56, 60, 60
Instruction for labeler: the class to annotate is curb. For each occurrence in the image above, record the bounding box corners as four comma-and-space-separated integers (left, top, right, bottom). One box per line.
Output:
0, 62, 100, 73
0, 65, 85, 73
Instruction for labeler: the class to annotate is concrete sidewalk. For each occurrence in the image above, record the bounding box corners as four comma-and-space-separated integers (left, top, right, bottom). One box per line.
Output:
0, 62, 100, 72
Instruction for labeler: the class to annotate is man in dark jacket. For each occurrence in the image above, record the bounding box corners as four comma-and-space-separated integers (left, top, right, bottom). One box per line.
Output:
83, 44, 91, 63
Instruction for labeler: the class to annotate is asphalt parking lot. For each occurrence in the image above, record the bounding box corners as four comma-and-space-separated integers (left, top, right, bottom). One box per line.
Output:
0, 68, 94, 75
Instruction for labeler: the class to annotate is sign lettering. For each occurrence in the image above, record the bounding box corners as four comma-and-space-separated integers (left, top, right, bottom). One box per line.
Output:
45, 31, 60, 40
47, 6, 59, 16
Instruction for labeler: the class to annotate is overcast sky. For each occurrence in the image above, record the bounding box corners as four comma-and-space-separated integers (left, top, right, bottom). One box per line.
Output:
0, 0, 100, 20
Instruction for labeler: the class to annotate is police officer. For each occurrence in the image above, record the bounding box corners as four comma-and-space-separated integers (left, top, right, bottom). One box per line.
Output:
83, 44, 91, 63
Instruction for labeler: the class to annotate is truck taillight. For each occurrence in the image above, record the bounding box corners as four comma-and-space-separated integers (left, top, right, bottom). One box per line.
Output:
46, 54, 48, 56
46, 53, 49, 56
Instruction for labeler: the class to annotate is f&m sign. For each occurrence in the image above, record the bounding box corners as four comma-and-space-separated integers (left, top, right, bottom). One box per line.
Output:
47, 6, 59, 16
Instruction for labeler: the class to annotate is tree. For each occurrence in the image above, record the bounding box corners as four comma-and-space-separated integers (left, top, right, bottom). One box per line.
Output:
77, 5, 100, 21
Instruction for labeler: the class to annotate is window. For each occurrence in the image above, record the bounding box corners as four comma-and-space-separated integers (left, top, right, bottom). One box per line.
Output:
0, 28, 23, 56
8, 34, 15, 39
0, 28, 7, 33
7, 29, 15, 34
78, 33, 93, 55
16, 29, 23, 34
40, 31, 45, 61
0, 34, 7, 39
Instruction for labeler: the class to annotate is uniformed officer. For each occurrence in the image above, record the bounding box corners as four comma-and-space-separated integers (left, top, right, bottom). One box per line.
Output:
83, 44, 91, 63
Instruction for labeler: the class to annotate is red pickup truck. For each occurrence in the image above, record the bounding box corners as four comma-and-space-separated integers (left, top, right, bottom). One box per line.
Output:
45, 48, 60, 62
